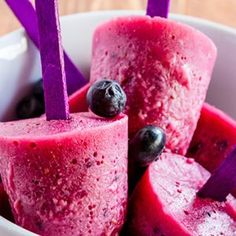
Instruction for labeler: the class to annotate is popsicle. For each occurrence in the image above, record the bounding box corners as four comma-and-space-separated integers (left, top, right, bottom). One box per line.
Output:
0, 1, 128, 235
126, 153, 236, 235
187, 103, 236, 172
0, 113, 128, 235
5, 0, 87, 95
90, 14, 217, 155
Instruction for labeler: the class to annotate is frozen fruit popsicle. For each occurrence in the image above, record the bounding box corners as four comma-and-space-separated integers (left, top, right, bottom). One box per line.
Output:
0, 0, 128, 235
0, 113, 128, 235
126, 153, 236, 235
90, 15, 217, 155
187, 103, 236, 172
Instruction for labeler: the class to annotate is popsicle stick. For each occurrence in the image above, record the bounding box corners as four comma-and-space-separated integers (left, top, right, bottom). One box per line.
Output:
146, 0, 171, 18
35, 0, 69, 120
5, 0, 87, 95
198, 146, 236, 202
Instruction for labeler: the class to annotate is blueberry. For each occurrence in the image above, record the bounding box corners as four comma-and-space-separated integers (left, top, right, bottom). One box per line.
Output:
33, 79, 44, 101
16, 79, 45, 119
86, 79, 126, 118
129, 125, 166, 167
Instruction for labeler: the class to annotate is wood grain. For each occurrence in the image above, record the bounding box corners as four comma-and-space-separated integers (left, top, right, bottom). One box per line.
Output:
0, 0, 236, 36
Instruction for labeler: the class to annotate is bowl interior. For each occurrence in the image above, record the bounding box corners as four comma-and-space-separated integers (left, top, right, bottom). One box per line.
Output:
0, 10, 235, 236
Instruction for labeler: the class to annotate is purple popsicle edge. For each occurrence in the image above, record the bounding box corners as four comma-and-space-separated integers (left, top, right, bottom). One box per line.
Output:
146, 0, 171, 18
5, 0, 87, 95
197, 145, 236, 202
35, 0, 69, 120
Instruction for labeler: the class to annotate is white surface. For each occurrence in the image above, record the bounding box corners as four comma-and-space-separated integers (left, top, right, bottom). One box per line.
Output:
0, 10, 235, 235
0, 217, 37, 236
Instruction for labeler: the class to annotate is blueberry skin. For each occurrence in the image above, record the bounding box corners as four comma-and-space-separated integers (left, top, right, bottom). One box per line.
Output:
129, 125, 166, 167
87, 79, 126, 118
16, 79, 45, 119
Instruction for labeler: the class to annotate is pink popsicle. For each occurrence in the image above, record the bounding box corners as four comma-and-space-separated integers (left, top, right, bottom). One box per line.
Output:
0, 113, 128, 235
127, 153, 236, 235
187, 103, 236, 172
187, 103, 236, 198
90, 16, 217, 155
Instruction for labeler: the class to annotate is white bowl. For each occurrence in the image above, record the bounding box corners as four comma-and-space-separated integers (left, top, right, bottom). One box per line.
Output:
0, 10, 235, 236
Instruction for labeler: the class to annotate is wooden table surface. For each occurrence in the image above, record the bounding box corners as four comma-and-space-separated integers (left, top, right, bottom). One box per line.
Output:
0, 0, 236, 36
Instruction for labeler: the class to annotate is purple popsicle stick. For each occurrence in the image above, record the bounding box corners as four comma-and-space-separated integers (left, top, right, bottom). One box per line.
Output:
198, 145, 236, 202
146, 0, 171, 18
35, 0, 69, 120
5, 0, 87, 95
